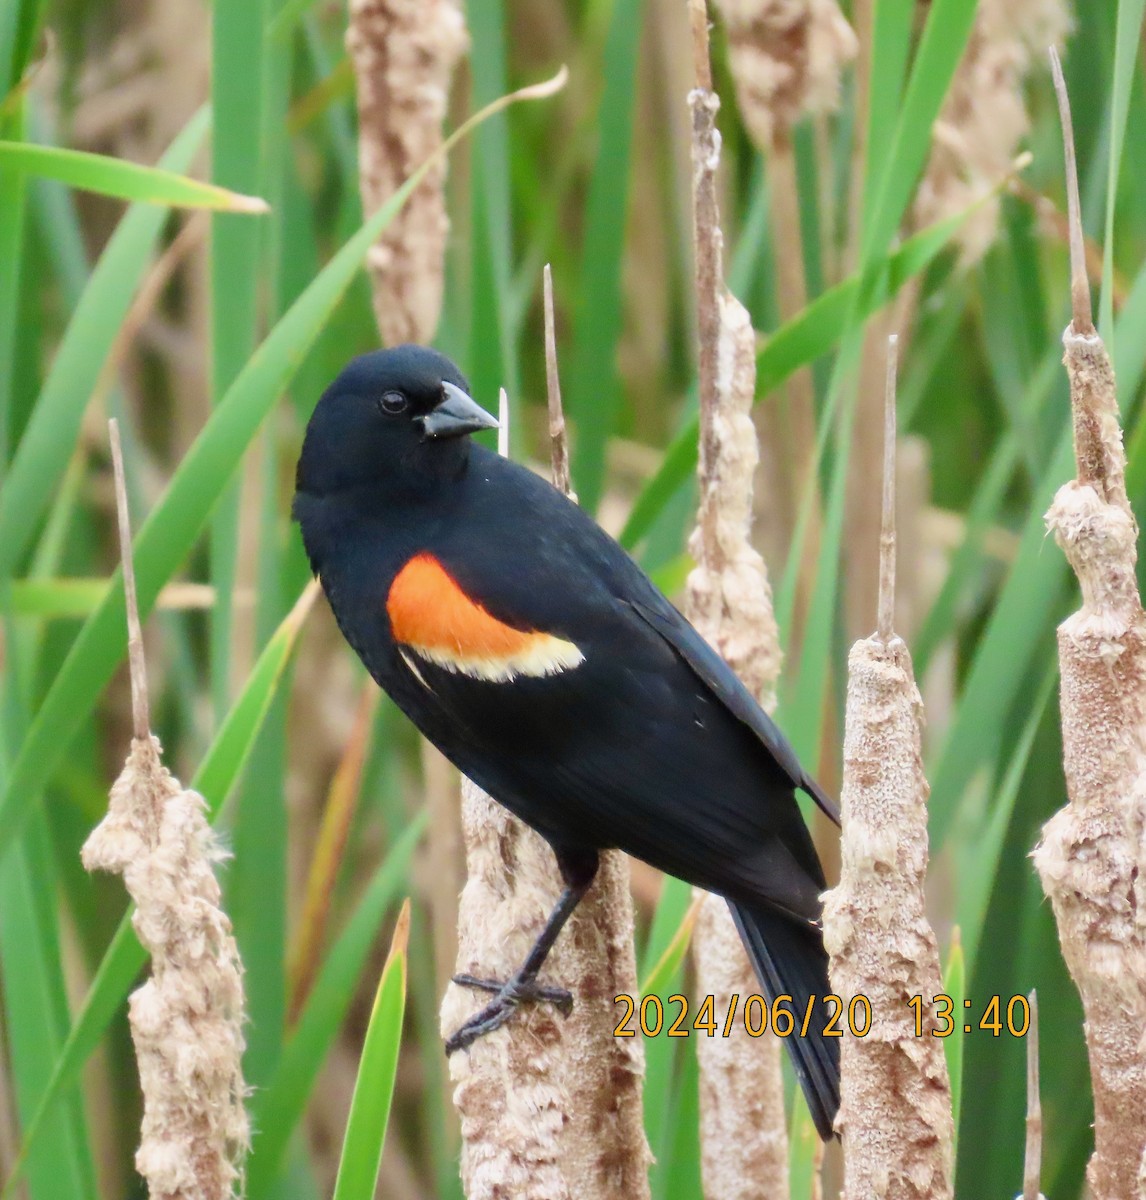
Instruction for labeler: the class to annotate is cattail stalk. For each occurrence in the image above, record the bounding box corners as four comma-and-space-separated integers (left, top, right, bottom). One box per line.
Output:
82, 421, 248, 1200
441, 285, 649, 1200
711, 0, 855, 620
1022, 991, 1043, 1200
346, 0, 468, 345
821, 339, 954, 1199
1031, 50, 1146, 1200
685, 3, 790, 1193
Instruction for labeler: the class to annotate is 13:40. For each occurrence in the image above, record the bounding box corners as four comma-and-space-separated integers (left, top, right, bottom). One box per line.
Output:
907, 994, 1031, 1037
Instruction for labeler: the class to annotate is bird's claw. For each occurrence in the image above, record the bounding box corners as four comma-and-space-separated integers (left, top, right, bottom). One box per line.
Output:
451, 973, 573, 1008
445, 972, 575, 1053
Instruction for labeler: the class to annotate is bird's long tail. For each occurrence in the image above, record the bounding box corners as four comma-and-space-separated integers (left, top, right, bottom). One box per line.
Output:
727, 899, 840, 1140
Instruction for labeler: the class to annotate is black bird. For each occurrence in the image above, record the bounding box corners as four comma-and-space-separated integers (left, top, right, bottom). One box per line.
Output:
293, 345, 840, 1138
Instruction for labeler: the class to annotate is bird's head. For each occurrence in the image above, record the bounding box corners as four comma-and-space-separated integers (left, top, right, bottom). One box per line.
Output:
295, 345, 498, 499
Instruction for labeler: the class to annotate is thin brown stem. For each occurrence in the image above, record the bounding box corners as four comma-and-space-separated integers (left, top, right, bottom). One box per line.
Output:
543, 264, 574, 499
877, 334, 898, 644
108, 419, 150, 742
1023, 990, 1042, 1200
688, 0, 723, 564
1049, 46, 1093, 335
288, 683, 377, 1023
688, 0, 712, 92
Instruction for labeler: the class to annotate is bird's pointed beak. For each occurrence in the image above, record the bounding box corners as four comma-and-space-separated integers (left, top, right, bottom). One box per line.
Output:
421, 381, 500, 439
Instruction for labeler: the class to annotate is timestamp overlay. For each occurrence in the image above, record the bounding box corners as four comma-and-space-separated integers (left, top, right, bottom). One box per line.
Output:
613, 992, 1032, 1038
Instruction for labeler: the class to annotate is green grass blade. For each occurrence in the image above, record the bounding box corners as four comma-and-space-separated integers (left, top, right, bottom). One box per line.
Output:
860, 0, 978, 263
639, 875, 694, 979
0, 79, 558, 872
956, 664, 1057, 974
248, 815, 426, 1196
0, 813, 98, 1200
0, 109, 208, 580
209, 0, 269, 723
0, 140, 268, 210
195, 582, 318, 807
8, 576, 179, 618
1100, 0, 1146, 340
912, 347, 1060, 678
787, 1099, 819, 1199
640, 884, 699, 1200
943, 932, 965, 1158
331, 902, 410, 1200
861, 0, 914, 224
565, 0, 644, 513
465, 0, 517, 414
0, 115, 26, 465
775, 333, 863, 764
0, 0, 47, 95
662, 1042, 703, 1200
928, 424, 1071, 845
639, 892, 699, 997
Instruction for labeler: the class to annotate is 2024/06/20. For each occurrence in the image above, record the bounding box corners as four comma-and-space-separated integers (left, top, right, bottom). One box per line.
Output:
612, 992, 1033, 1039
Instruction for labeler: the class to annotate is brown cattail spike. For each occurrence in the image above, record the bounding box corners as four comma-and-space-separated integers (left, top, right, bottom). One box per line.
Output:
1049, 46, 1093, 336
347, 0, 468, 345
85, 422, 250, 1199
823, 345, 953, 1196
877, 334, 898, 643
685, 1, 791, 1190
1033, 52, 1146, 1200
108, 419, 150, 742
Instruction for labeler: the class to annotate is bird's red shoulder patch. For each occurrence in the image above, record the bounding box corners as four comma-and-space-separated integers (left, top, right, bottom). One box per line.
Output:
386, 553, 584, 682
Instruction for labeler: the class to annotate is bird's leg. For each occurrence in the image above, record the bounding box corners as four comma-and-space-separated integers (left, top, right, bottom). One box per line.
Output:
445, 847, 598, 1054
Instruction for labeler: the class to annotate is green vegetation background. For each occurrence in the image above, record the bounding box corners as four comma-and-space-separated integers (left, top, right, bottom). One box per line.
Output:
1, 0, 1144, 1196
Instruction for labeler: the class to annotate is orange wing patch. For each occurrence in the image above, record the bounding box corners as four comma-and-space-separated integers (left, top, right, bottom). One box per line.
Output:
386, 553, 584, 682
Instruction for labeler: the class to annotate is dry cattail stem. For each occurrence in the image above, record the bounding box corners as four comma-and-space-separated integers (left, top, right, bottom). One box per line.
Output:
346, 0, 468, 345
442, 360, 649, 1200
1022, 991, 1043, 1200
1032, 49, 1146, 1200
82, 421, 248, 1200
822, 339, 954, 1200
543, 264, 574, 502
684, 2, 791, 1192
877, 336, 898, 643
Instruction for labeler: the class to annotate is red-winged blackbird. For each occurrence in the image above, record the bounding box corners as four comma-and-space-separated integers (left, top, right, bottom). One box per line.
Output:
294, 344, 840, 1138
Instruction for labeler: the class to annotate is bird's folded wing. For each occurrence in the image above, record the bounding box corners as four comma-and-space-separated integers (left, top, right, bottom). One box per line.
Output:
626, 597, 840, 826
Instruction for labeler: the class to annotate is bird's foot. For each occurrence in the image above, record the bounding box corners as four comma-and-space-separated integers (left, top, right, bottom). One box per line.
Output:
445, 972, 574, 1053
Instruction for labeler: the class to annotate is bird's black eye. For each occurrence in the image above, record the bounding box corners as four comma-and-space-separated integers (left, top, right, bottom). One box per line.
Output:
379, 390, 408, 415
